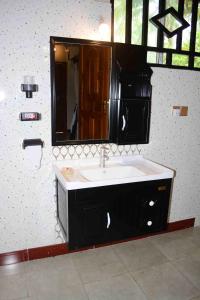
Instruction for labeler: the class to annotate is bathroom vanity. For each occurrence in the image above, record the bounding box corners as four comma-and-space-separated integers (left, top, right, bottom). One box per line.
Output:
54, 156, 174, 250
51, 38, 174, 251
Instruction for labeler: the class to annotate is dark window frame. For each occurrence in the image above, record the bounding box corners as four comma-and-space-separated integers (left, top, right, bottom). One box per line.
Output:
111, 0, 200, 71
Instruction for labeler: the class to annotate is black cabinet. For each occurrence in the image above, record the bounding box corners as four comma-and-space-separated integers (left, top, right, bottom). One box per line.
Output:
117, 99, 151, 144
57, 179, 172, 250
110, 43, 153, 145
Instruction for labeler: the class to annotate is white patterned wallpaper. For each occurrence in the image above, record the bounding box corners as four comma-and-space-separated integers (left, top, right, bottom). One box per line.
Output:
143, 68, 200, 224
0, 0, 200, 254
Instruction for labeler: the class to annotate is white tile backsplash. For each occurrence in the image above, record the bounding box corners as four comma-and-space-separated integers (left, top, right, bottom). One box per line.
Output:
0, 0, 200, 254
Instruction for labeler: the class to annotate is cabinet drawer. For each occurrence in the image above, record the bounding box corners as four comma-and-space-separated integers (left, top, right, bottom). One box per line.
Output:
141, 183, 170, 195
138, 213, 166, 233
140, 198, 160, 211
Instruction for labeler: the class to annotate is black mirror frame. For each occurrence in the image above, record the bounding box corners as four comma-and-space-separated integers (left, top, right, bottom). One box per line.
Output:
50, 36, 113, 146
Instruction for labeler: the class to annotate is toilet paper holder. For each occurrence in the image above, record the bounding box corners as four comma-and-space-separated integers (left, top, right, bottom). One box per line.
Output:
22, 139, 44, 149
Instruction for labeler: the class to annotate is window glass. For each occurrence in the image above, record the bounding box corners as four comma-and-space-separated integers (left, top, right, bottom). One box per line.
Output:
158, 52, 167, 64
159, 15, 182, 32
147, 51, 157, 63
172, 54, 189, 66
148, 0, 159, 47
182, 0, 192, 51
195, 3, 200, 52
131, 0, 143, 45
114, 0, 126, 43
164, 0, 178, 49
147, 51, 166, 64
194, 57, 200, 68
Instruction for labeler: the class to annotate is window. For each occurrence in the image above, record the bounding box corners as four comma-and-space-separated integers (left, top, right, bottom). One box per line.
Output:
114, 0, 126, 42
112, 0, 200, 71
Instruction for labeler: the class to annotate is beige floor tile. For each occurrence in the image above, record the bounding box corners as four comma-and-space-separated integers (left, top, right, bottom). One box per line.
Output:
0, 272, 28, 300
190, 248, 200, 261
190, 296, 200, 300
36, 284, 89, 300
0, 261, 27, 277
152, 226, 200, 241
132, 261, 200, 300
16, 297, 39, 300
147, 228, 195, 243
112, 238, 169, 273
27, 259, 82, 298
190, 227, 200, 247
150, 232, 198, 261
173, 256, 200, 289
24, 257, 56, 274
84, 273, 147, 300
71, 246, 126, 284
51, 253, 80, 271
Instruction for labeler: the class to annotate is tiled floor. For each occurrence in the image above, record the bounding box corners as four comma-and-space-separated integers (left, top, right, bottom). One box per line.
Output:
0, 227, 200, 300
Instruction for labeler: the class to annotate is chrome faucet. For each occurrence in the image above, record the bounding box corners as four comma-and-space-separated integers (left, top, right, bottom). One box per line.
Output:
99, 146, 109, 168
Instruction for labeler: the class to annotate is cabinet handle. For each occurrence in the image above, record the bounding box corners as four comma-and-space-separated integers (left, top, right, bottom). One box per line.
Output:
122, 115, 126, 131
107, 212, 111, 229
147, 220, 152, 226
149, 200, 155, 207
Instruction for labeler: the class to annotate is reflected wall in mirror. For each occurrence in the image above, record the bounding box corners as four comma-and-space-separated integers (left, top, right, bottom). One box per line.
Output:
51, 37, 112, 145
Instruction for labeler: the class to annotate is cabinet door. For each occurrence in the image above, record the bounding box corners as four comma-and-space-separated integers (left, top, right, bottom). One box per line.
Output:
118, 99, 150, 144
79, 201, 110, 245
68, 186, 119, 249
116, 183, 139, 238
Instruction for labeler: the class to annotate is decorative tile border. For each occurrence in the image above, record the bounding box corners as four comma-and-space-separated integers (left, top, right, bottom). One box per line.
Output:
52, 143, 142, 160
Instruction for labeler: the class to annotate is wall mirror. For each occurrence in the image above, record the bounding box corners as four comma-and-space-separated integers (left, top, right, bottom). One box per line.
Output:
50, 37, 112, 145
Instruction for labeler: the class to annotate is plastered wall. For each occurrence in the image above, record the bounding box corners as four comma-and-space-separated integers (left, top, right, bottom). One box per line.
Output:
0, 0, 200, 254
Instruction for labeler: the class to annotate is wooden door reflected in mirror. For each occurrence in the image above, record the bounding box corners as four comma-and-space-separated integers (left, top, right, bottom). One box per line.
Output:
51, 37, 112, 145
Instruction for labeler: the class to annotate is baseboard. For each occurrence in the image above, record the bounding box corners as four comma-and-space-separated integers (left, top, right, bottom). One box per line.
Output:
0, 244, 68, 266
0, 250, 28, 266
0, 217, 195, 266
167, 217, 195, 231
28, 243, 68, 260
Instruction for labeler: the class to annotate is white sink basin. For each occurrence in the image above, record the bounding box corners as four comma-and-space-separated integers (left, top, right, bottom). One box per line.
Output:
80, 166, 146, 181
53, 155, 174, 190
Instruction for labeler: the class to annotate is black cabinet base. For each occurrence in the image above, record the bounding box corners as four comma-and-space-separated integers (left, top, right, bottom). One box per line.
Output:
57, 178, 172, 251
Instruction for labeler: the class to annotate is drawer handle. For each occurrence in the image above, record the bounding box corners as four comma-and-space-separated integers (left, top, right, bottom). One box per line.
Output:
149, 200, 155, 207
147, 220, 152, 226
107, 212, 111, 229
158, 185, 167, 191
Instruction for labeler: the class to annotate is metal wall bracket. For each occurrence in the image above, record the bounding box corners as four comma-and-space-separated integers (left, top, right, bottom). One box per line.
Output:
22, 139, 44, 149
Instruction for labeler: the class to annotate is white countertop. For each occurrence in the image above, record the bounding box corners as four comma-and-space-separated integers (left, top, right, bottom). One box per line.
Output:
53, 155, 175, 190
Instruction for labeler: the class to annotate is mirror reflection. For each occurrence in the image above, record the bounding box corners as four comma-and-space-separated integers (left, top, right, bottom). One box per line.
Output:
52, 39, 112, 144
